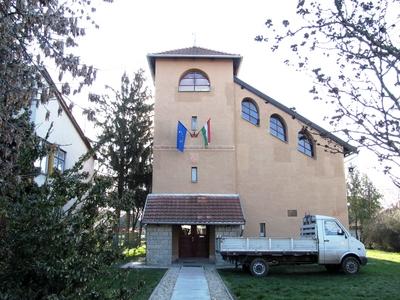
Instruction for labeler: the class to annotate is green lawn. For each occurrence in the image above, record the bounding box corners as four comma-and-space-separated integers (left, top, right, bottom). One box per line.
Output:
90, 267, 166, 299
219, 250, 400, 300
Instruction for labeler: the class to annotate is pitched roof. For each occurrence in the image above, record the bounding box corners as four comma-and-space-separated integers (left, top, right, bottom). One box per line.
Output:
41, 68, 95, 156
234, 77, 357, 156
155, 46, 240, 57
147, 46, 242, 79
142, 194, 245, 225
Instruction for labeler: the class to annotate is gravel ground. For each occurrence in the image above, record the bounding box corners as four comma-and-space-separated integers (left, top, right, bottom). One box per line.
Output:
204, 267, 233, 300
149, 266, 180, 300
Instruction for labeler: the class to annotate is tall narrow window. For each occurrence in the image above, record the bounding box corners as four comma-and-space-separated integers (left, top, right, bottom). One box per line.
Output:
259, 223, 266, 237
298, 132, 314, 157
191, 167, 198, 183
270, 114, 287, 142
54, 148, 66, 172
179, 70, 210, 92
191, 116, 198, 131
241, 98, 259, 126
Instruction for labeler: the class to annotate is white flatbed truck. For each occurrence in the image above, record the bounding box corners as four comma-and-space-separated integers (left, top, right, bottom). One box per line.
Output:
216, 215, 367, 277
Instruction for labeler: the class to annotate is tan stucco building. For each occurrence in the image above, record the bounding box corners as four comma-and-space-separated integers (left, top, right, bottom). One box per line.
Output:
142, 47, 355, 265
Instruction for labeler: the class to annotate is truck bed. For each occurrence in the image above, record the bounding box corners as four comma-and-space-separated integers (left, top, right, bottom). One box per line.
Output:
217, 237, 318, 254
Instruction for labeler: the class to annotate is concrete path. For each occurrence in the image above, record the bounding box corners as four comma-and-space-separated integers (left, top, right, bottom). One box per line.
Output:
170, 267, 211, 300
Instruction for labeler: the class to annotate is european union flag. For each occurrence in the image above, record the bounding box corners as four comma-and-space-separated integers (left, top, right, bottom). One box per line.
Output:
176, 121, 187, 152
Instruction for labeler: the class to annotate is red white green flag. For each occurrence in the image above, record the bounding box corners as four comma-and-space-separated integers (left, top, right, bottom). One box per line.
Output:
200, 119, 211, 146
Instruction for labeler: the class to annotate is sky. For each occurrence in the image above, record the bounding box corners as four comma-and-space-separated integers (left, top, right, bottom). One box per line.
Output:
55, 0, 398, 206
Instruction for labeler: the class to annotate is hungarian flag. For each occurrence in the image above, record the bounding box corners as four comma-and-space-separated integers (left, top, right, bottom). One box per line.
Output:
200, 119, 211, 147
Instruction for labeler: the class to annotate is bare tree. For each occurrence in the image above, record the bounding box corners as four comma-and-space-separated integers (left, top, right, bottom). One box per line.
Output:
256, 0, 400, 186
0, 0, 108, 195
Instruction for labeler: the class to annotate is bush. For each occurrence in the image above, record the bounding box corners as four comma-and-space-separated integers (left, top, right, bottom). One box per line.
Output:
0, 163, 119, 299
123, 244, 146, 258
364, 207, 400, 252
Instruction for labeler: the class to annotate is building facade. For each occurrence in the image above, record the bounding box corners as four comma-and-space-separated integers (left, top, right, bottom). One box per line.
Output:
142, 47, 355, 265
31, 70, 95, 194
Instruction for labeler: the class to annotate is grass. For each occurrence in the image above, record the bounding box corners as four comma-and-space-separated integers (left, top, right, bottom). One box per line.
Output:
367, 249, 400, 263
89, 244, 164, 299
90, 267, 166, 299
219, 250, 400, 300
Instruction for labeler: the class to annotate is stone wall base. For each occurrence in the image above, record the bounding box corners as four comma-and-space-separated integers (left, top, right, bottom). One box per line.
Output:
215, 225, 241, 266
146, 225, 172, 266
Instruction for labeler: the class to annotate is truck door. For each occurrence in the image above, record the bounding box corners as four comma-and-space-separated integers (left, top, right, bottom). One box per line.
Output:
322, 220, 349, 264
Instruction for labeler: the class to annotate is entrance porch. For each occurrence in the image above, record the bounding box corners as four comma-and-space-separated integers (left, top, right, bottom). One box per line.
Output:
142, 194, 245, 266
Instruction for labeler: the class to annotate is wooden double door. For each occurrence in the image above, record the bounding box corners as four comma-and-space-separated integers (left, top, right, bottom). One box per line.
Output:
179, 225, 209, 258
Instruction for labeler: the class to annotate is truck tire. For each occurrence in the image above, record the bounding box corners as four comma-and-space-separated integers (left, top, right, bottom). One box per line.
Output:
250, 258, 269, 277
341, 256, 360, 275
325, 264, 341, 272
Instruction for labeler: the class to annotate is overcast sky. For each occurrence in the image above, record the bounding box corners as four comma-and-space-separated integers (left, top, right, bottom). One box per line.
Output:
55, 0, 398, 206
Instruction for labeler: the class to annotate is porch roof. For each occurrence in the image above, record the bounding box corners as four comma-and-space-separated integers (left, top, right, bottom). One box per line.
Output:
141, 194, 245, 225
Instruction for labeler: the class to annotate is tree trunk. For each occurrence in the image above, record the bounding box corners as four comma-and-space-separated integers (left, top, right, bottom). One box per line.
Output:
138, 221, 143, 246
114, 209, 121, 247
125, 210, 131, 247
116, 161, 125, 247
355, 217, 359, 240
132, 210, 140, 247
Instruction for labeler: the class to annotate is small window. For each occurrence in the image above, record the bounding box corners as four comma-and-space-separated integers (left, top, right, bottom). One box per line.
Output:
259, 223, 266, 237
54, 148, 66, 172
191, 167, 198, 183
34, 155, 48, 174
288, 210, 297, 217
34, 142, 66, 175
34, 139, 49, 174
179, 70, 210, 92
196, 225, 207, 237
191, 116, 198, 131
181, 225, 191, 236
270, 114, 287, 142
241, 98, 259, 126
324, 220, 342, 236
298, 132, 314, 157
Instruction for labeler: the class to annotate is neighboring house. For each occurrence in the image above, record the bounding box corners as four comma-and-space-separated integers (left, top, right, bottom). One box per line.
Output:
142, 46, 356, 265
30, 70, 95, 187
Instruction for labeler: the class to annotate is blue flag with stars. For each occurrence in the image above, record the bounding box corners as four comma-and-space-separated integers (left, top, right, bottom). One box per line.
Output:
176, 121, 187, 152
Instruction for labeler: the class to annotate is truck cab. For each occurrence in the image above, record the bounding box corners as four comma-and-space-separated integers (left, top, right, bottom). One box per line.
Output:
313, 215, 367, 272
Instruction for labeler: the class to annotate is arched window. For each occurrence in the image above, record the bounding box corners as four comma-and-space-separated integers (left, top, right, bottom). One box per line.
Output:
241, 98, 259, 126
298, 132, 314, 157
178, 70, 210, 92
270, 114, 287, 142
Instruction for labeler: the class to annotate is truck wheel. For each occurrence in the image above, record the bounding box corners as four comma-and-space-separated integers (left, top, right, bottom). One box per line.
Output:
341, 256, 360, 275
325, 264, 341, 272
250, 258, 269, 277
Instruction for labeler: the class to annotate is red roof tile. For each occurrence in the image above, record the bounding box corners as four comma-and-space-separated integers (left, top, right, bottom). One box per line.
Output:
142, 194, 245, 225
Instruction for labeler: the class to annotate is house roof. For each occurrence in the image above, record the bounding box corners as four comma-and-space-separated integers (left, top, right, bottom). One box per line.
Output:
147, 46, 242, 79
41, 68, 95, 157
142, 194, 245, 225
234, 77, 357, 156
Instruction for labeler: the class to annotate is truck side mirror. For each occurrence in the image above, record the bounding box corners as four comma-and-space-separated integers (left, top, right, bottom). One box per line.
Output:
337, 229, 344, 235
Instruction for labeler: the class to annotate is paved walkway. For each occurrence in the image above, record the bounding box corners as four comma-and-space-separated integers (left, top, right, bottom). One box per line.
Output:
170, 267, 211, 300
